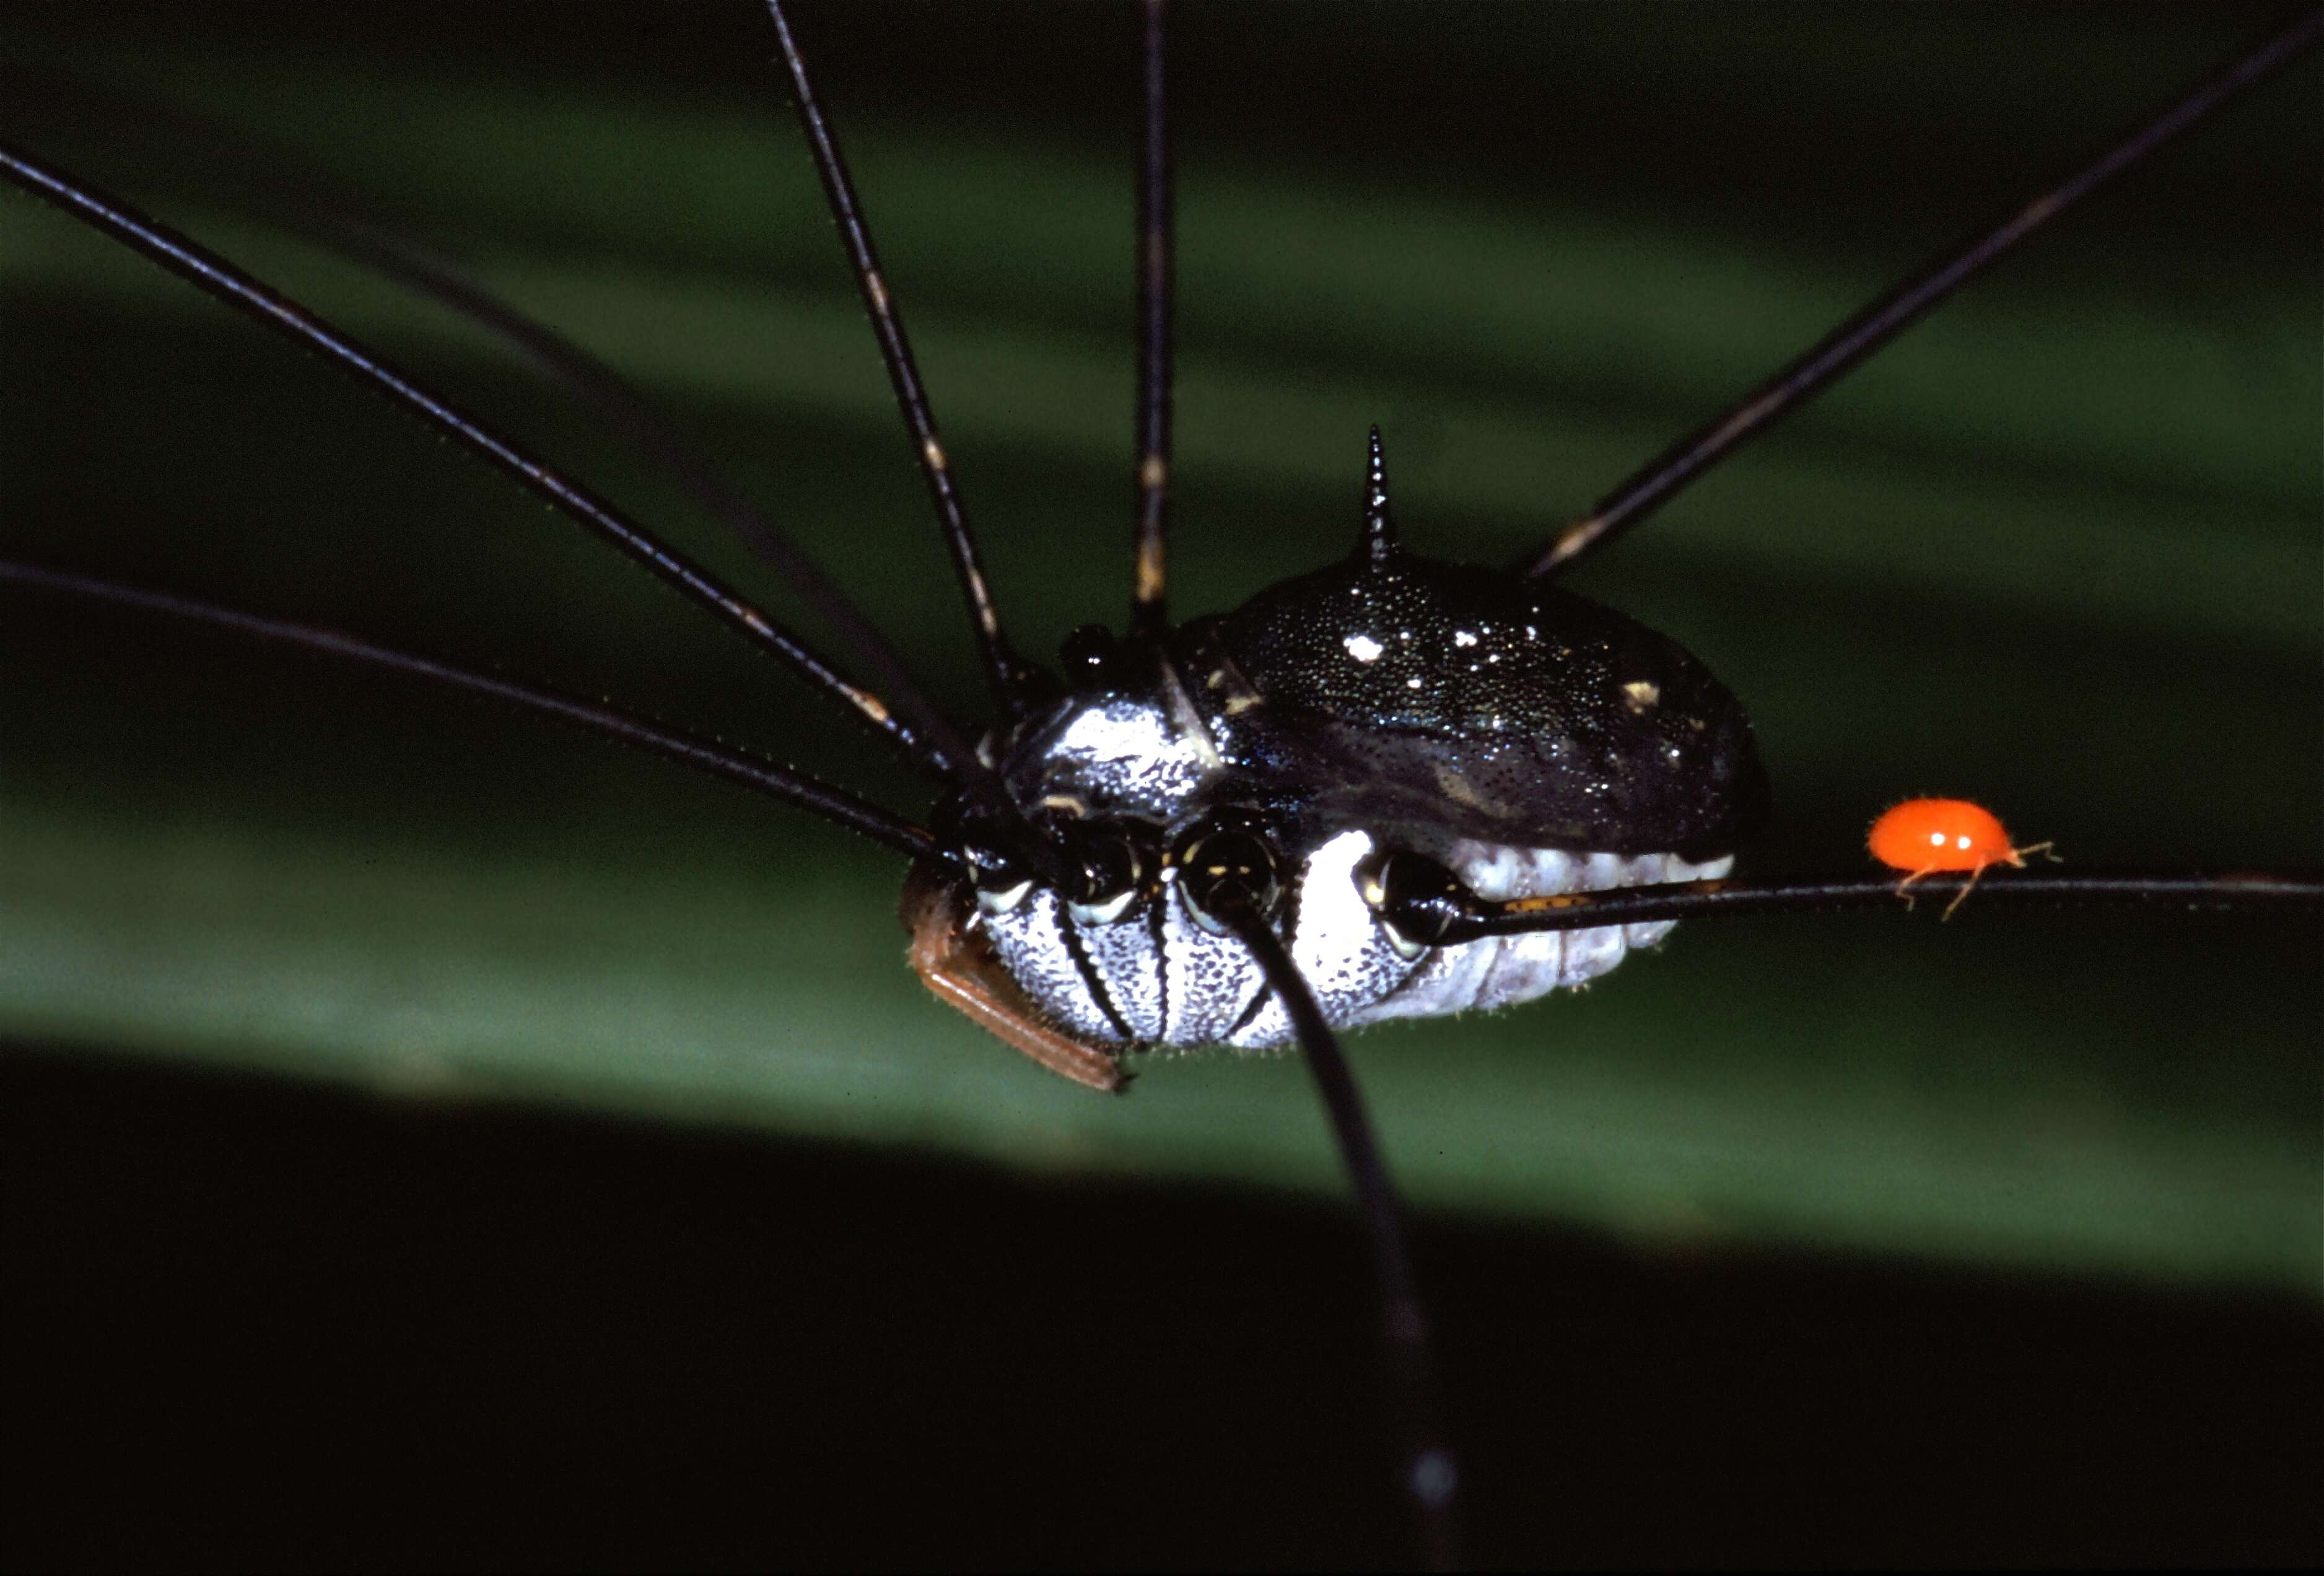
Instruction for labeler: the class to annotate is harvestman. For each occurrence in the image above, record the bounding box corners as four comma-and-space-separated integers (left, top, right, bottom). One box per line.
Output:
3, 4, 2320, 1565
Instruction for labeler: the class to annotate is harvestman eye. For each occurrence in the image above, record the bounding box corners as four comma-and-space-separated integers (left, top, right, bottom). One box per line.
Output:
1058, 623, 1125, 688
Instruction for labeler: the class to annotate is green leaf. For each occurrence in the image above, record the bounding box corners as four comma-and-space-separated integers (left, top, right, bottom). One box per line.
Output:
1, 3, 2316, 1292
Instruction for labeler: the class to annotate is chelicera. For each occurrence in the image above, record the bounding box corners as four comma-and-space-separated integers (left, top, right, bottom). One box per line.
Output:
2, 4, 2319, 1567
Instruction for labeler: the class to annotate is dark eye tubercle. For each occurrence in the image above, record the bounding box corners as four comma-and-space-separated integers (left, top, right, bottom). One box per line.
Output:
1059, 623, 1125, 688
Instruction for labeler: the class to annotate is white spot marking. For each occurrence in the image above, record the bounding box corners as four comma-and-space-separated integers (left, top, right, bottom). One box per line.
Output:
1956, 834, 1973, 851
1343, 633, 1384, 663
1928, 831, 1947, 847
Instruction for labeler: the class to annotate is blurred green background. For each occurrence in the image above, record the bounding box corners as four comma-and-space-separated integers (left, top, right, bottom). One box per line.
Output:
2, 0, 2316, 1281
0, 4, 2317, 1562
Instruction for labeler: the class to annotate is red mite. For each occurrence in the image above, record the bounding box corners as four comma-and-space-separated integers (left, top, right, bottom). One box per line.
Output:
1868, 798, 2054, 919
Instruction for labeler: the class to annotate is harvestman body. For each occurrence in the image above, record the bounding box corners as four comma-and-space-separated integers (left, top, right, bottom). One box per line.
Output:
4, 2, 2321, 1566
909, 432, 1760, 1091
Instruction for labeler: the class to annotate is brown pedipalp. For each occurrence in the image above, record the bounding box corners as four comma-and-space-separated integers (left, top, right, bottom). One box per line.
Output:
898, 861, 1130, 1094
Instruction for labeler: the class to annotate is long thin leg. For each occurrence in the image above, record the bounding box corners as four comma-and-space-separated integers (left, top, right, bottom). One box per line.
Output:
0, 139, 960, 786
1130, 0, 1174, 635
1519, 7, 2324, 579
0, 559, 951, 867
764, 1, 1031, 717
1220, 906, 1461, 1572
1373, 869, 2324, 948
230, 165, 992, 802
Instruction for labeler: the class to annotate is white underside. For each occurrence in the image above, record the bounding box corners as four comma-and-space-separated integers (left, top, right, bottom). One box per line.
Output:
1341, 841, 1732, 1036
977, 827, 1731, 1053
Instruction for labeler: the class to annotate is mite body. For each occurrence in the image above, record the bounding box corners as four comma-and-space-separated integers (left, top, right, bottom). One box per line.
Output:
1869, 796, 2055, 915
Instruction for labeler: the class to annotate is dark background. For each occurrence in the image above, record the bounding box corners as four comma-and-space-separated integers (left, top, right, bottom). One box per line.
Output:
9, 1038, 2320, 1569
2, 2, 2318, 1567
